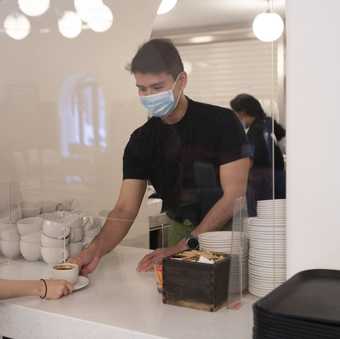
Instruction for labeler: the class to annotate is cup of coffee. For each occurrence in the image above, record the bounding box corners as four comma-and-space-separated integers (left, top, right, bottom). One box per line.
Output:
51, 263, 79, 284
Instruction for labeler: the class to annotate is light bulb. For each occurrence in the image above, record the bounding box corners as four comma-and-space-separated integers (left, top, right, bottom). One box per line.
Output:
157, 0, 177, 15
74, 0, 104, 23
58, 11, 82, 39
252, 12, 284, 42
4, 13, 31, 40
86, 5, 113, 33
18, 0, 50, 17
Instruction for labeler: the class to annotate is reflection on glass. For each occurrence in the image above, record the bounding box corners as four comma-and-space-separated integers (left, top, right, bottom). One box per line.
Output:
59, 75, 107, 158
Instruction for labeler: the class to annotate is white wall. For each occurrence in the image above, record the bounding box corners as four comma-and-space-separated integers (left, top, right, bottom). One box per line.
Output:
0, 0, 160, 245
286, 0, 340, 275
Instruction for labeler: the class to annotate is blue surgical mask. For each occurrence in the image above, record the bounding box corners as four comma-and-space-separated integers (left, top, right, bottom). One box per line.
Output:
139, 77, 181, 118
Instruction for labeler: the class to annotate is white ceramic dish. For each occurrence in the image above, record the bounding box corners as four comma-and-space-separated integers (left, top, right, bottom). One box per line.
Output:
21, 232, 41, 244
20, 241, 41, 261
1, 240, 20, 259
41, 233, 70, 248
1, 228, 20, 241
17, 217, 43, 236
41, 246, 69, 265
43, 217, 70, 239
73, 276, 89, 291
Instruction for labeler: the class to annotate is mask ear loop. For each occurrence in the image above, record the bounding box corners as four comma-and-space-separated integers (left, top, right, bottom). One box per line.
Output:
171, 73, 184, 110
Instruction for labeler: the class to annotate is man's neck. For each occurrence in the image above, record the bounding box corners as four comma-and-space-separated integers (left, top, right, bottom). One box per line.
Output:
162, 95, 188, 125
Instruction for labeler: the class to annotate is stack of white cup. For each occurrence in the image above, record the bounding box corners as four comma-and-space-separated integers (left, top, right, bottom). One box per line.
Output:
17, 216, 43, 261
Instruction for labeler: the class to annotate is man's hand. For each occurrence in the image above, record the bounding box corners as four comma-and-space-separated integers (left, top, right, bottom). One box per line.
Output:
137, 241, 186, 272
69, 244, 101, 276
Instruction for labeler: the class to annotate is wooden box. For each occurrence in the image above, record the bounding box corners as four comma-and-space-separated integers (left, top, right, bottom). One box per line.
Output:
162, 253, 231, 312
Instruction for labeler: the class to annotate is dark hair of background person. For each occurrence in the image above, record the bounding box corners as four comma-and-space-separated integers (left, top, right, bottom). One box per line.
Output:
230, 93, 266, 120
128, 38, 184, 80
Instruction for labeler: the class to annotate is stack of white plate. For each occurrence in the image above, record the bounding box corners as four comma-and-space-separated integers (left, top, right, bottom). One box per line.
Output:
248, 199, 286, 297
257, 199, 286, 219
199, 231, 248, 290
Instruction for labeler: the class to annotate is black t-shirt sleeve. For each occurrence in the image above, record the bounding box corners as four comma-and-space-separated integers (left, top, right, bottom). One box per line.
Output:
215, 109, 251, 166
123, 129, 150, 180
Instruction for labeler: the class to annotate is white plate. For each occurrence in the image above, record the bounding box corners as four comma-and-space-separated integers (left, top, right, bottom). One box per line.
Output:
249, 274, 286, 282
73, 276, 89, 291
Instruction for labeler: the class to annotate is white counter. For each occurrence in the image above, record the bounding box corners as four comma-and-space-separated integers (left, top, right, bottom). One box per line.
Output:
0, 246, 256, 339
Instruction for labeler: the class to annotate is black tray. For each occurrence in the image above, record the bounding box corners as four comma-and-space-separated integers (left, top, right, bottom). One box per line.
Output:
254, 269, 340, 326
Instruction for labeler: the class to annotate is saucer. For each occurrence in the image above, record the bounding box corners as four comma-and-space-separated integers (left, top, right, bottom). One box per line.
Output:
73, 276, 89, 291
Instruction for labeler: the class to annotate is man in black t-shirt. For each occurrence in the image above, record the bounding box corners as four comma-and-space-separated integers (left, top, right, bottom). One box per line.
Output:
71, 39, 251, 273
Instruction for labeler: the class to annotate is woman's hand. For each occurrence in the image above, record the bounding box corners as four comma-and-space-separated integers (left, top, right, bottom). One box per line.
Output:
41, 280, 73, 300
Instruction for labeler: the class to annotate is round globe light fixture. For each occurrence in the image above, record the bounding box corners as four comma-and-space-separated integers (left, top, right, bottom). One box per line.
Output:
58, 11, 82, 39
86, 4, 113, 32
18, 0, 50, 17
252, 12, 284, 42
74, 0, 104, 23
4, 13, 31, 40
157, 0, 177, 15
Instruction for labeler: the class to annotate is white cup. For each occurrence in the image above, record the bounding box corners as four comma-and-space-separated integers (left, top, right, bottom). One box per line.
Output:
1, 240, 20, 259
41, 246, 69, 265
21, 231, 41, 244
41, 233, 69, 248
43, 217, 70, 239
69, 241, 83, 257
20, 241, 41, 261
0, 219, 16, 233
17, 217, 43, 236
1, 228, 20, 241
51, 263, 79, 284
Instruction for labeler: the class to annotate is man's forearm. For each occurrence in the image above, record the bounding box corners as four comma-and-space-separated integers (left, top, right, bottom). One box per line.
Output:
90, 208, 135, 258
191, 193, 243, 237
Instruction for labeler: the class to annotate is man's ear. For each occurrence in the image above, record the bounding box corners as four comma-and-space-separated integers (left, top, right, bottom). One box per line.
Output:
179, 71, 188, 89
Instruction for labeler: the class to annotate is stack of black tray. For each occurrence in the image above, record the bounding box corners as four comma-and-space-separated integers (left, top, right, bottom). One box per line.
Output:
253, 269, 340, 339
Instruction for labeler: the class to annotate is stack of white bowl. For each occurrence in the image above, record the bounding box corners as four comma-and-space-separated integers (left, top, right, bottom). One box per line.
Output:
0, 217, 21, 259
198, 231, 248, 290
17, 217, 43, 261
41, 213, 71, 265
248, 199, 286, 297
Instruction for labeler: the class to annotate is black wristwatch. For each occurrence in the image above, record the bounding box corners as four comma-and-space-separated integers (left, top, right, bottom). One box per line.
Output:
185, 235, 199, 250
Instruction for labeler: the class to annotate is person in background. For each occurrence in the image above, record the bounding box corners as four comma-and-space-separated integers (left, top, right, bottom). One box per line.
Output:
230, 93, 286, 217
70, 39, 251, 274
0, 279, 73, 300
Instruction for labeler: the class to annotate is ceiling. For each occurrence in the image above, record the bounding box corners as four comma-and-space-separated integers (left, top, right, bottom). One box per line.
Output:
152, 0, 285, 34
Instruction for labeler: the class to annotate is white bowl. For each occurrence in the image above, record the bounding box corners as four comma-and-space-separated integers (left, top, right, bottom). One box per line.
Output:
41, 233, 69, 248
1, 228, 20, 241
69, 241, 83, 257
41, 247, 69, 265
20, 241, 41, 261
1, 240, 20, 259
17, 217, 43, 236
21, 231, 41, 244
0, 220, 17, 233
43, 217, 70, 239
70, 226, 84, 242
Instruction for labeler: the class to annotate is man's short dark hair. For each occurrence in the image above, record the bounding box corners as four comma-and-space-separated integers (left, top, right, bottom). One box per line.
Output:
129, 39, 184, 80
